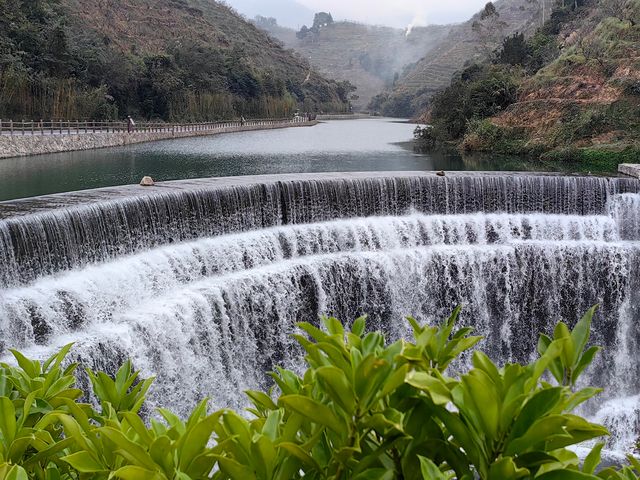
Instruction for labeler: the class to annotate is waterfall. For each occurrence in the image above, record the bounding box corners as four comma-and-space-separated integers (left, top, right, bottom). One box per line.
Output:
1, 174, 640, 453
609, 192, 640, 240
1, 173, 637, 287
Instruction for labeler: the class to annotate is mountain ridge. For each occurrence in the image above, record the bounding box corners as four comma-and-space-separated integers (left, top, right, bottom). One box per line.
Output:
256, 17, 451, 110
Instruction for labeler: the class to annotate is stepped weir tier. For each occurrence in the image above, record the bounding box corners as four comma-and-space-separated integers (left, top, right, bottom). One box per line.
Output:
2, 171, 640, 454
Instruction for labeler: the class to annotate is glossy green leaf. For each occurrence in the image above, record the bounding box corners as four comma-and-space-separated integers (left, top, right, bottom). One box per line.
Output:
508, 387, 563, 443
584, 443, 604, 474
419, 456, 450, 480
506, 415, 568, 455
0, 398, 17, 444
111, 466, 165, 480
278, 442, 320, 470
488, 456, 529, 479
537, 470, 600, 479
316, 366, 356, 413
351, 316, 367, 337
61, 451, 105, 473
573, 347, 602, 384
0, 464, 28, 480
278, 395, 344, 435
214, 456, 257, 480
571, 306, 597, 365
405, 372, 452, 405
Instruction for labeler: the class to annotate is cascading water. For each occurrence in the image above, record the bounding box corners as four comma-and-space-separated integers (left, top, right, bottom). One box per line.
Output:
1, 173, 639, 454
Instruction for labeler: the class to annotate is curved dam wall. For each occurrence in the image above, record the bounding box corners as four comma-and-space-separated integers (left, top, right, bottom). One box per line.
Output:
1, 172, 638, 287
1, 171, 640, 453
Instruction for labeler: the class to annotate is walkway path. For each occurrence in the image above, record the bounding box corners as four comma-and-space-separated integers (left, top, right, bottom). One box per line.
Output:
0, 117, 317, 159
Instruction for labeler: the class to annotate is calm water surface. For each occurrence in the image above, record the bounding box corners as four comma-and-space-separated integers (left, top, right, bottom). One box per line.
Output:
0, 118, 557, 201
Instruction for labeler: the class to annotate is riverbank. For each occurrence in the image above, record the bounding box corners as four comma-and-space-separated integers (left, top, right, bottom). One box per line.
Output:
316, 113, 372, 120
0, 119, 318, 159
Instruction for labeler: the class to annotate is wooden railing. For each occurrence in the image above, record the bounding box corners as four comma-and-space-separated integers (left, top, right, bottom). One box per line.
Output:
0, 117, 309, 136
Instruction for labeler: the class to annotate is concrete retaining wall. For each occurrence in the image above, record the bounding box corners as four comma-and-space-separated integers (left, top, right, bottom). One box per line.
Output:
0, 120, 318, 159
619, 164, 640, 178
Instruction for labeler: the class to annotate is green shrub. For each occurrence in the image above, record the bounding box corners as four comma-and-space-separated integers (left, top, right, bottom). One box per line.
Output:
462, 119, 537, 156
428, 64, 520, 141
0, 307, 639, 479
541, 146, 640, 172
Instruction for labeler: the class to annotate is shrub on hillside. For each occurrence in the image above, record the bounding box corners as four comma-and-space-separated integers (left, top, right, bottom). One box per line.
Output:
541, 145, 640, 171
429, 64, 520, 141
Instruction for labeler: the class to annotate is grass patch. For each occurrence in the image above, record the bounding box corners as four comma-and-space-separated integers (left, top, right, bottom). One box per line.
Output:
540, 145, 640, 172
462, 119, 541, 156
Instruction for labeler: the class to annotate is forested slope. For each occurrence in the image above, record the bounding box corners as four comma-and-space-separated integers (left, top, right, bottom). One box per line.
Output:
0, 0, 351, 121
421, 0, 640, 169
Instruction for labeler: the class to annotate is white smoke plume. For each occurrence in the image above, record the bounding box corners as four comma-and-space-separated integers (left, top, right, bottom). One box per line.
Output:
406, 11, 427, 37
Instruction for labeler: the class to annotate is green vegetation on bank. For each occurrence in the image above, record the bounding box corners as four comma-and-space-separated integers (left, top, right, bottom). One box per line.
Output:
0, 0, 351, 122
371, 0, 545, 118
1, 307, 640, 479
416, 0, 640, 168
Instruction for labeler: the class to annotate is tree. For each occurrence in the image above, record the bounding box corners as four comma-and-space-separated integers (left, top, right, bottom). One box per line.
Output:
3, 307, 640, 479
498, 32, 530, 66
312, 11, 333, 30
253, 15, 278, 30
296, 25, 309, 39
473, 2, 507, 55
480, 1, 498, 19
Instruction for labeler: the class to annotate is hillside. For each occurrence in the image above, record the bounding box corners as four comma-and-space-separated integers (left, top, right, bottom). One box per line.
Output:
0, 0, 350, 121
421, 0, 640, 169
372, 0, 548, 116
256, 17, 451, 110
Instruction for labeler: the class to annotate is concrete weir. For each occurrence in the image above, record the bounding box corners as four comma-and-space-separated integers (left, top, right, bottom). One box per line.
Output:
2, 171, 637, 219
1, 171, 639, 287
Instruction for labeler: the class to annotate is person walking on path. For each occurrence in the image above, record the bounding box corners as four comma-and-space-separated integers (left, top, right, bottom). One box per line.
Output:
240, 116, 246, 127
127, 116, 135, 133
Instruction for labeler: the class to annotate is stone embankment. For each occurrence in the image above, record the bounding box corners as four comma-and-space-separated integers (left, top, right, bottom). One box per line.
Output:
316, 113, 372, 120
619, 164, 640, 179
0, 119, 318, 159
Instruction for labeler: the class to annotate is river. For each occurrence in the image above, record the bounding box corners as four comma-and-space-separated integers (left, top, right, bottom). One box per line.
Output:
0, 118, 562, 201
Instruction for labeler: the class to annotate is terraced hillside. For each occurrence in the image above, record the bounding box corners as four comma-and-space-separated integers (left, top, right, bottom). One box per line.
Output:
259, 20, 451, 110
474, 0, 640, 166
420, 0, 640, 169
374, 0, 547, 116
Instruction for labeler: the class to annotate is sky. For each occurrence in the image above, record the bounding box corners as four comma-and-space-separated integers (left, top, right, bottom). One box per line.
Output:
224, 0, 491, 29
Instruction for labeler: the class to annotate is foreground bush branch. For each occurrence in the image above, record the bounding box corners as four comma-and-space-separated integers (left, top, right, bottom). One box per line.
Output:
0, 306, 638, 479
